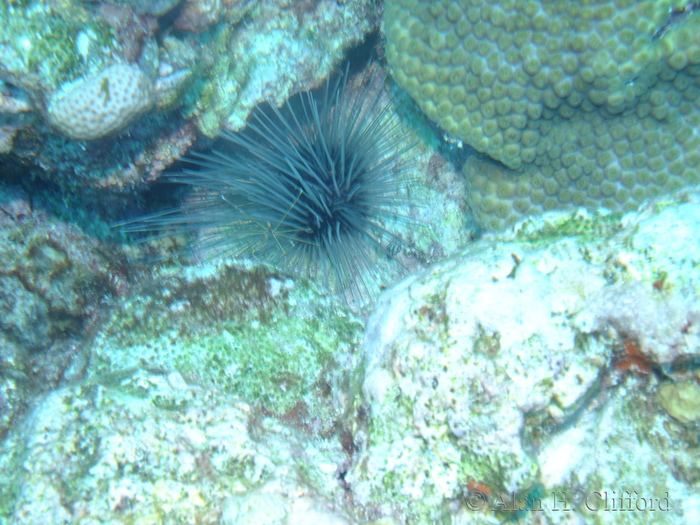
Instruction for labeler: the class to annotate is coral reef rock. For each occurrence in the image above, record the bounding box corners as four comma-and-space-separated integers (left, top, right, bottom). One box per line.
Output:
87, 258, 364, 429
0, 0, 379, 193
3, 190, 700, 523
347, 195, 700, 523
0, 369, 353, 524
0, 182, 125, 438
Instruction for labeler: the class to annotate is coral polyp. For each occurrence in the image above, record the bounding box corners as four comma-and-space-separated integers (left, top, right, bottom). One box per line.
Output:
117, 65, 413, 302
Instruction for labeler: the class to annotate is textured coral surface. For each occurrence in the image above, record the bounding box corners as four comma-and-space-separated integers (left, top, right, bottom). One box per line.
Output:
350, 198, 700, 523
47, 64, 155, 140
0, 369, 353, 524
2, 190, 700, 524
385, 0, 700, 229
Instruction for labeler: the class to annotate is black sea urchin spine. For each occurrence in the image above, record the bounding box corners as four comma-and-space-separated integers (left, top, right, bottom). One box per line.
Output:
117, 64, 414, 302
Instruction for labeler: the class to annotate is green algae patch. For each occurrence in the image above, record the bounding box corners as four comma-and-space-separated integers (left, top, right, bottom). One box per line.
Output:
177, 312, 355, 424
513, 209, 623, 246
89, 260, 364, 431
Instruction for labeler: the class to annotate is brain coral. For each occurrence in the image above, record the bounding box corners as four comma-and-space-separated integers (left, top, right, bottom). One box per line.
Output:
385, 0, 700, 230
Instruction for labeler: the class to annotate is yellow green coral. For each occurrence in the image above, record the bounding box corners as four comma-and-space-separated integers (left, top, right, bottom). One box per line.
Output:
658, 380, 700, 424
385, 0, 700, 230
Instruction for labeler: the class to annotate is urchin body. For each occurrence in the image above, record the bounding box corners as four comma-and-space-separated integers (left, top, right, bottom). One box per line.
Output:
119, 66, 411, 301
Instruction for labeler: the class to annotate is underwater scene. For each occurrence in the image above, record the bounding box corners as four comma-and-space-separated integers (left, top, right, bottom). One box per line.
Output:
1, 0, 700, 523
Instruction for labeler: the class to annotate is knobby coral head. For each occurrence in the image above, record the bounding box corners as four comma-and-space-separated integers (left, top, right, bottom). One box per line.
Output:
117, 63, 415, 304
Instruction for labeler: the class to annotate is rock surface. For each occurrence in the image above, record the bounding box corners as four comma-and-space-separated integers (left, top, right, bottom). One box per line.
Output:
2, 193, 699, 523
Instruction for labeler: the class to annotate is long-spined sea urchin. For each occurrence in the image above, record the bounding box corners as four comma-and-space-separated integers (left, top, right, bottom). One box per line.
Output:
116, 65, 415, 303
